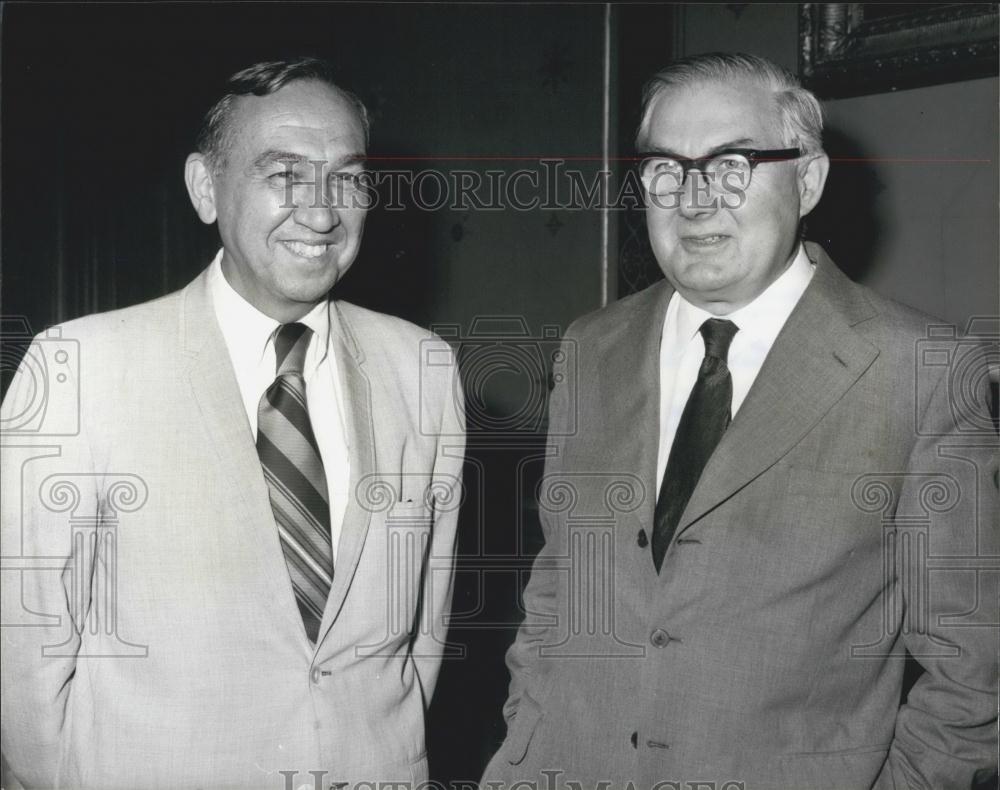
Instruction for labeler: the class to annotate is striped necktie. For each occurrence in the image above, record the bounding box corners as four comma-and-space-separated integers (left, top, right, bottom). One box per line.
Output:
256, 322, 333, 644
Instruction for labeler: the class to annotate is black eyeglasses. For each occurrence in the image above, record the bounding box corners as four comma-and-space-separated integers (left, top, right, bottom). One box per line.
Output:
637, 148, 801, 195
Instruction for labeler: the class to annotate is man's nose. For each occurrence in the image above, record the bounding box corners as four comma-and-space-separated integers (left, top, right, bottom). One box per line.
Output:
676, 168, 719, 220
292, 185, 341, 233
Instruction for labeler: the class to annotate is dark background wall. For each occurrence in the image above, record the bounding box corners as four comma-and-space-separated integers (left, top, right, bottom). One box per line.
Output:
2, 2, 997, 785
1, 2, 609, 334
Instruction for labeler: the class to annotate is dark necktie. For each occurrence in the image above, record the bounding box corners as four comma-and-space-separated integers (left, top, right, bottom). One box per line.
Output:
651, 318, 739, 573
256, 322, 333, 643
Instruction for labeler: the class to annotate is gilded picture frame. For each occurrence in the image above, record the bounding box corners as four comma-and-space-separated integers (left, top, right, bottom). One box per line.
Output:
800, 3, 999, 98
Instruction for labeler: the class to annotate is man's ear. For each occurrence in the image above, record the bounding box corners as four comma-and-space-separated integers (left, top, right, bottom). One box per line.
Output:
797, 152, 830, 217
184, 153, 218, 224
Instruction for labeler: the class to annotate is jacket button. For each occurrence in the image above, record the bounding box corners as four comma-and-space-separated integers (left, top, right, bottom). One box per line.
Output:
310, 667, 321, 684
650, 628, 670, 648
630, 731, 638, 748
637, 529, 648, 548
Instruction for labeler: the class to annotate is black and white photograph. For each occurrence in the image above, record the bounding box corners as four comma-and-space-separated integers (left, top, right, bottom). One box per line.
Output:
1, 3, 997, 790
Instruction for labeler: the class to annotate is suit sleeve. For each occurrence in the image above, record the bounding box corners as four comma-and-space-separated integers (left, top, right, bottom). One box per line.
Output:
1, 337, 98, 789
883, 359, 999, 789
499, 335, 574, 727
411, 347, 466, 706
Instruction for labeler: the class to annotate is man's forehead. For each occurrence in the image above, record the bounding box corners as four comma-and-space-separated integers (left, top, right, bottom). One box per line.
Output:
229, 82, 365, 152
263, 121, 365, 154
645, 77, 781, 149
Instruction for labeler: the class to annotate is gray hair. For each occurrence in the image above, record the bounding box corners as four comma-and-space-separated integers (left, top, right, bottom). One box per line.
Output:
635, 52, 824, 155
195, 57, 371, 171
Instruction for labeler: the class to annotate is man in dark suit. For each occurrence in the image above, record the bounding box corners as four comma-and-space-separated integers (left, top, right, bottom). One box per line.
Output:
483, 52, 997, 790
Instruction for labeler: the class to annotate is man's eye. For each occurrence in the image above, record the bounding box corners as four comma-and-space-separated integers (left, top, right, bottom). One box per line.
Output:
714, 157, 745, 171
269, 171, 295, 182
651, 159, 680, 174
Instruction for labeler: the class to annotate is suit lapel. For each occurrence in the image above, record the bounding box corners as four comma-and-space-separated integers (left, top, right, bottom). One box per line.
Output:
181, 271, 274, 526
674, 244, 880, 536
179, 271, 298, 618
590, 282, 671, 560
316, 304, 376, 644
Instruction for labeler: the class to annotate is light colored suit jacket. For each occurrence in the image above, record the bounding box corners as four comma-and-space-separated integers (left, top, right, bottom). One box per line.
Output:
483, 243, 997, 790
1, 267, 466, 789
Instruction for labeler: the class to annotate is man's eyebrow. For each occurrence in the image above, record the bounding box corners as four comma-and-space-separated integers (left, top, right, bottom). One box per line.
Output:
334, 152, 367, 168
252, 150, 308, 170
644, 138, 758, 158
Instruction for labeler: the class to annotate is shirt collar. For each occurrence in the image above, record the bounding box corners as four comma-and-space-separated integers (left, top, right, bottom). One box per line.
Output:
208, 249, 332, 373
673, 244, 815, 345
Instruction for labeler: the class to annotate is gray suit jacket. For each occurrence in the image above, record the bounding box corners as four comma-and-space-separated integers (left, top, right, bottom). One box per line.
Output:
483, 243, 997, 790
1, 267, 466, 789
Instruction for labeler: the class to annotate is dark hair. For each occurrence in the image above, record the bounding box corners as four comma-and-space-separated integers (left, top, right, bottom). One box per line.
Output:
195, 57, 371, 170
636, 52, 824, 155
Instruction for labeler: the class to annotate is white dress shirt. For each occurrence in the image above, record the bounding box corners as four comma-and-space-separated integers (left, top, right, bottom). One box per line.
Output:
656, 245, 815, 489
208, 250, 351, 559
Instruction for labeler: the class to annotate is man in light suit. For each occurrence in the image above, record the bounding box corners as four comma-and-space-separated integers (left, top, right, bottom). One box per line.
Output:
1, 58, 465, 789
483, 53, 997, 790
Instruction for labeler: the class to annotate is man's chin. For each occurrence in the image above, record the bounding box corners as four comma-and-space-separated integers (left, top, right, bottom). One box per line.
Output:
664, 259, 735, 292
282, 282, 337, 307
266, 271, 341, 310
276, 258, 353, 296
665, 268, 752, 312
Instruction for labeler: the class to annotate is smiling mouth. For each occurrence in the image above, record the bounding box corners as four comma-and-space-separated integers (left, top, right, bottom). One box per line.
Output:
681, 234, 730, 247
282, 241, 333, 259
